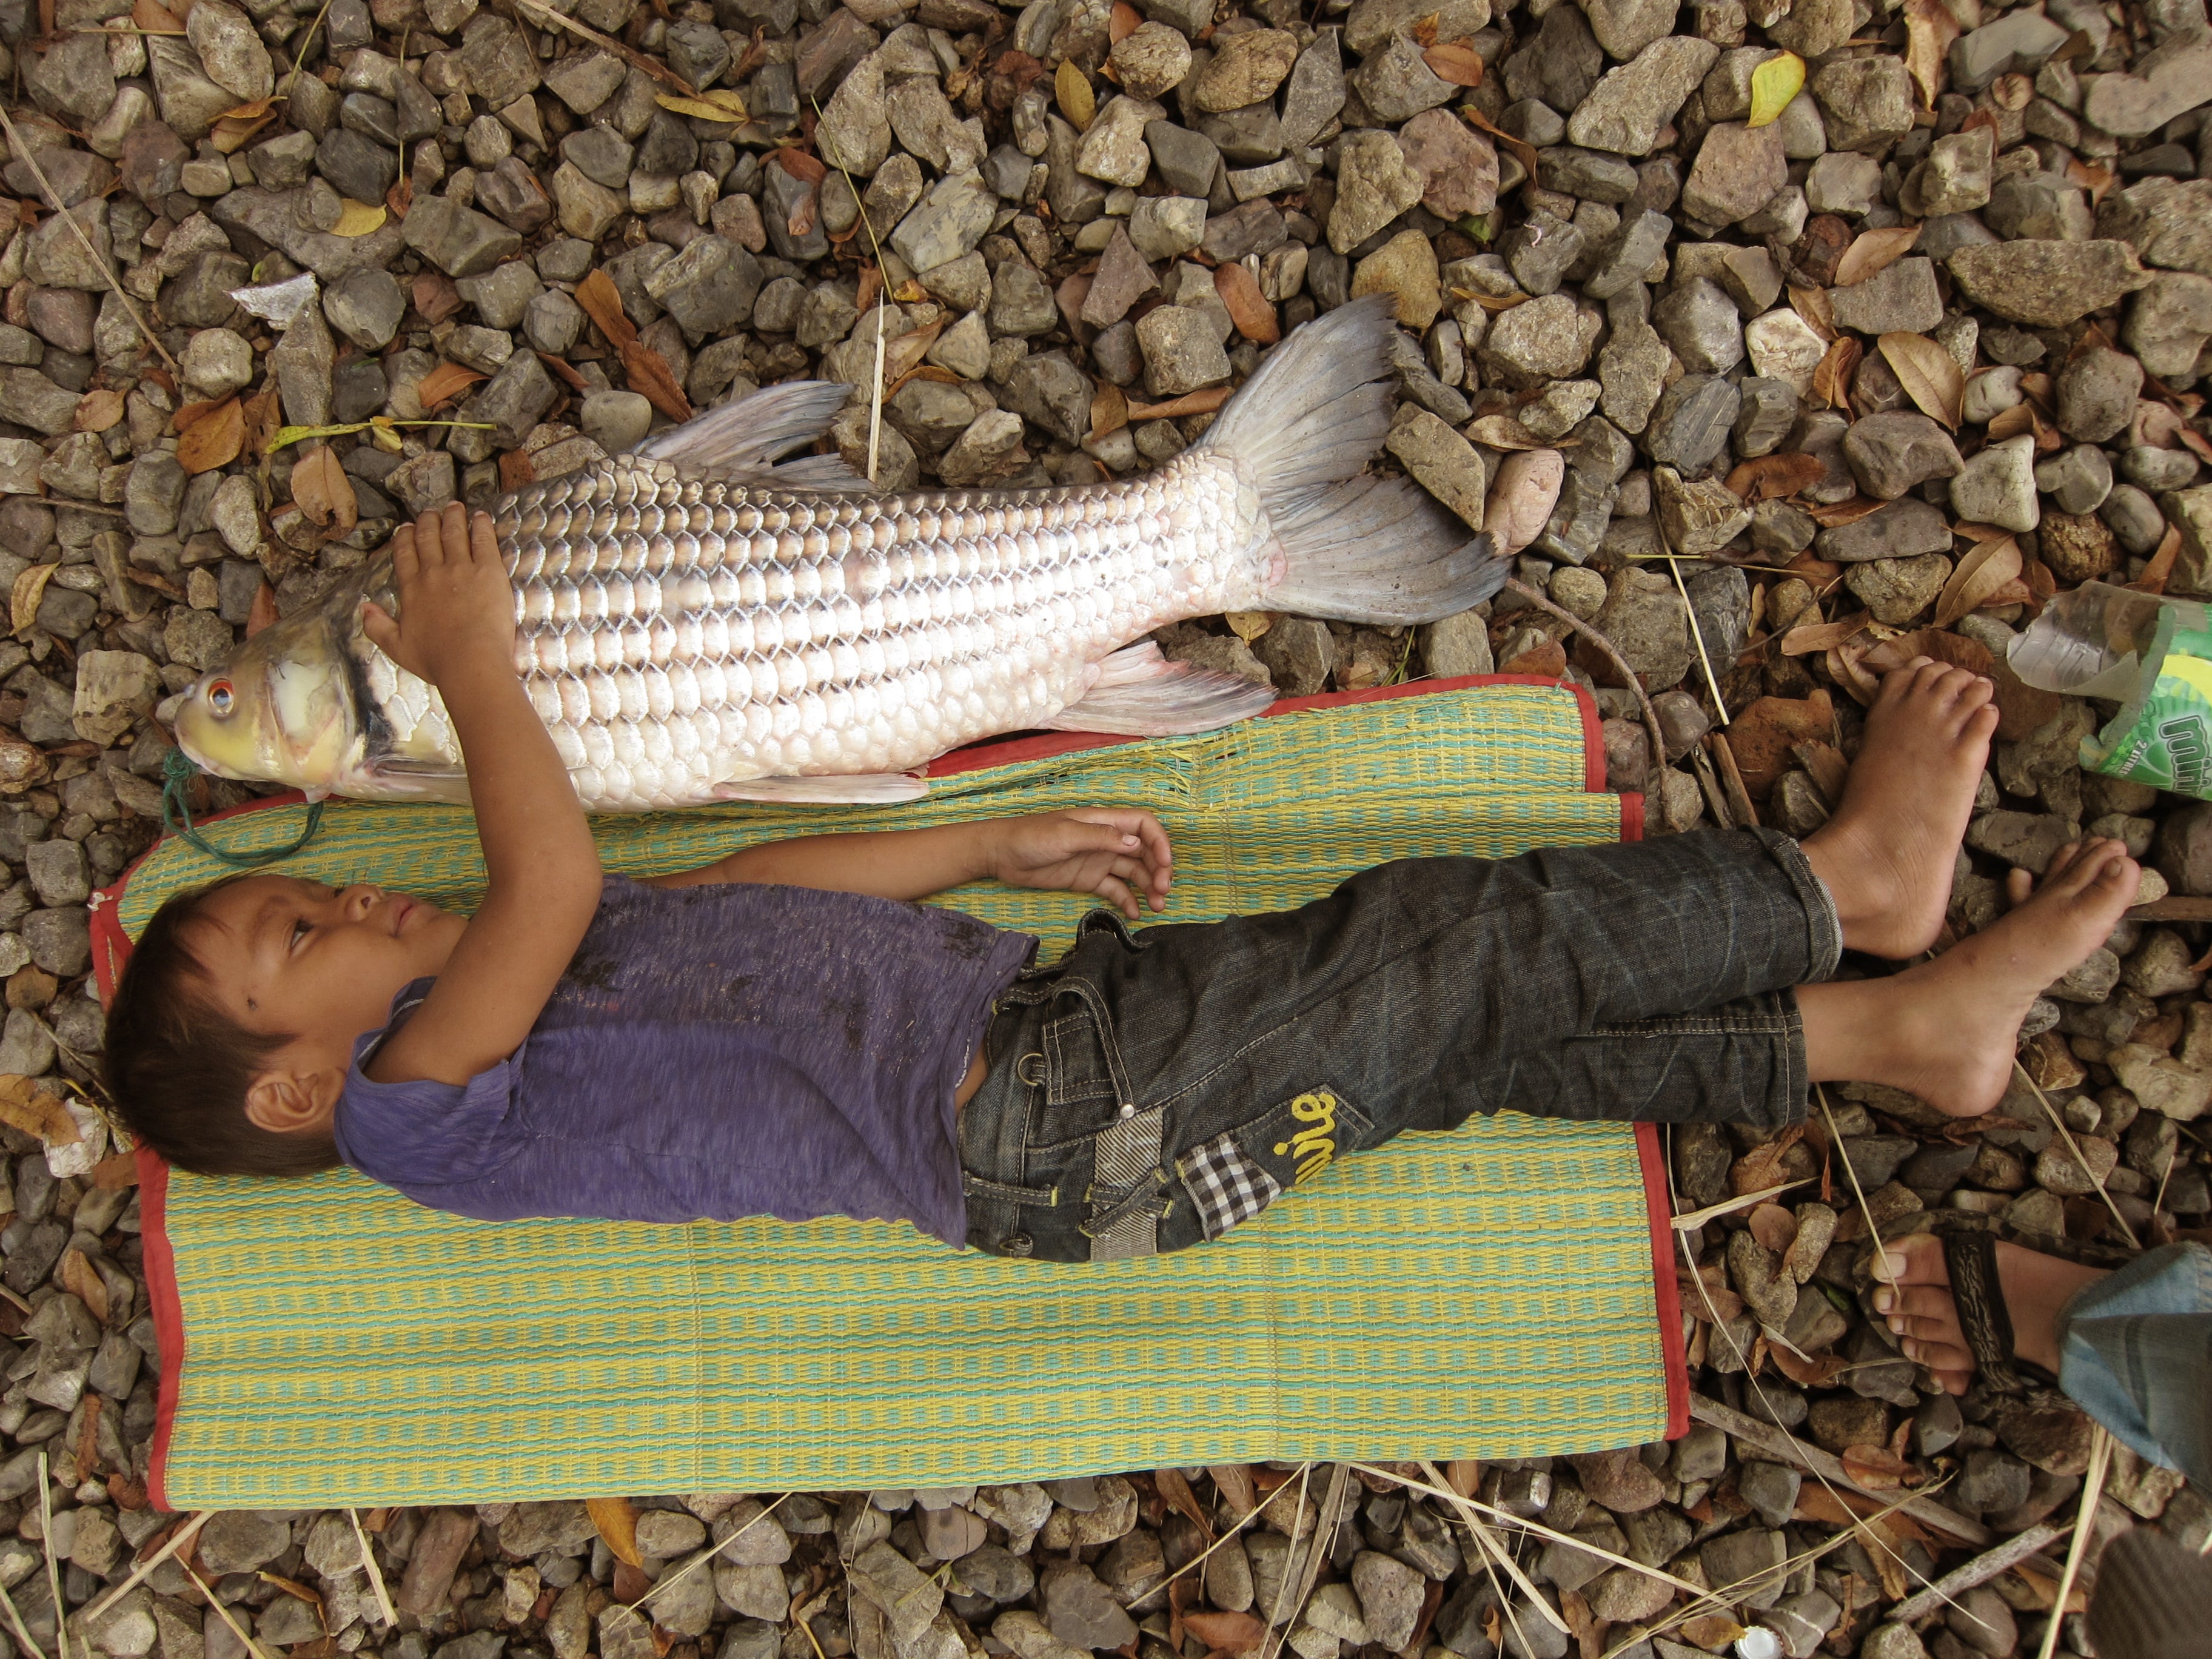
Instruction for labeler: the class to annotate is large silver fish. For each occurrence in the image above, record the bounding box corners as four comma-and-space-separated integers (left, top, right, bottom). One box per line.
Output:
172, 298, 1506, 809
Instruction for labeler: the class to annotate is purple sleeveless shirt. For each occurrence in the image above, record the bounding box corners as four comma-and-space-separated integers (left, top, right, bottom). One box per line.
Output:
330, 874, 1035, 1244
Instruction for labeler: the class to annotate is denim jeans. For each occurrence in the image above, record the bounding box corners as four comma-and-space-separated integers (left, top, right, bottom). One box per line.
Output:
959, 827, 1843, 1262
2057, 1242, 2212, 1491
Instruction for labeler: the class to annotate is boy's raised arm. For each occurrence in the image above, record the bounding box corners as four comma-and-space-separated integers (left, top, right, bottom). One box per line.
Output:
360, 504, 602, 1087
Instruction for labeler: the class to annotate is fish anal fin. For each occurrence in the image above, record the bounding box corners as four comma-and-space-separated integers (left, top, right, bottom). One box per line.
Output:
1046, 646, 1279, 737
710, 773, 930, 804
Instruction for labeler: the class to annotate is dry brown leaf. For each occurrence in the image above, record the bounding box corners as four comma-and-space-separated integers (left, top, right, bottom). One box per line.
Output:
10, 563, 55, 639
1207, 1464, 1257, 1515
0, 1076, 78, 1145
1458, 104, 1540, 194
1803, 495, 1885, 528
1056, 58, 1096, 127
769, 146, 827, 186
1091, 381, 1129, 440
90, 1151, 139, 1190
587, 1497, 642, 1567
1769, 1345, 1846, 1387
1788, 283, 1835, 341
620, 341, 694, 423
2066, 155, 2119, 203
882, 320, 947, 384
1828, 642, 1882, 705
576, 269, 639, 350
1464, 414, 1557, 449
1811, 336, 1862, 409
499, 449, 536, 492
2139, 523, 2184, 594
1879, 332, 1964, 429
1934, 534, 2021, 628
1832, 224, 1922, 289
178, 397, 244, 474
1839, 1446, 1912, 1489
1224, 609, 1273, 642
73, 389, 124, 433
1214, 262, 1279, 344
1903, 0, 1961, 106
1182, 1614, 1265, 1652
1126, 386, 1233, 420
1748, 1202, 1798, 1253
1863, 628, 1993, 676
1422, 41, 1484, 85
1110, 0, 1142, 41
1679, 1618, 1746, 1653
415, 362, 488, 410
1725, 451, 1828, 501
58, 1249, 107, 1324
132, 0, 183, 27
289, 446, 358, 534
1781, 614, 1874, 655
412, 272, 463, 324
1153, 1467, 1209, 1535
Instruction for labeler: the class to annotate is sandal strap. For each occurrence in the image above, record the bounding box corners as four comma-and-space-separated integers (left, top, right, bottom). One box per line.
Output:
1940, 1230, 2028, 1393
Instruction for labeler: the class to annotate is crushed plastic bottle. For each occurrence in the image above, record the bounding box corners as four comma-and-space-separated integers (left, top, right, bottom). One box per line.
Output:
2011, 581, 2212, 798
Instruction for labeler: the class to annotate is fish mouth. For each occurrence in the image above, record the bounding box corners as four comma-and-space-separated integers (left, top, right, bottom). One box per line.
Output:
172, 609, 366, 796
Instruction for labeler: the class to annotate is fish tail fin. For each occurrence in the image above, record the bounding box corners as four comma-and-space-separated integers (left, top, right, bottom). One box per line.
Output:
1198, 295, 1507, 625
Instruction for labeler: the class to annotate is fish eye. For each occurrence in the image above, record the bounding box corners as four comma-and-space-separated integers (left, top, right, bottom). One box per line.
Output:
207, 679, 235, 718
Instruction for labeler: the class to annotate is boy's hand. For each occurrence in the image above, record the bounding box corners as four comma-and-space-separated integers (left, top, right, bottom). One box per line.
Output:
361, 503, 515, 686
990, 809, 1173, 919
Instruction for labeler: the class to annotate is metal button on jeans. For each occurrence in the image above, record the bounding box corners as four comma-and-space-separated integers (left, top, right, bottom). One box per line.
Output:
1118, 1102, 1136, 1119
999, 1233, 1034, 1256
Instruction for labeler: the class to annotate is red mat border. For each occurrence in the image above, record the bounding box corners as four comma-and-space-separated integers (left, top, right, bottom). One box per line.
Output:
100, 676, 1682, 1509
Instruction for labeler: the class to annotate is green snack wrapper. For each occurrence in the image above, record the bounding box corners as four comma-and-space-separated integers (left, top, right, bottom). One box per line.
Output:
2011, 583, 2212, 799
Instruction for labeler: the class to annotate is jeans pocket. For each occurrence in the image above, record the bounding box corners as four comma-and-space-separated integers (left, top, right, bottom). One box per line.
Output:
1173, 1086, 1377, 1240
1024, 994, 1134, 1147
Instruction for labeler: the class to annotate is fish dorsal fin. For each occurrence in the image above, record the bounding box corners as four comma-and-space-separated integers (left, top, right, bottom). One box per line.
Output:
1043, 642, 1279, 737
632, 381, 865, 485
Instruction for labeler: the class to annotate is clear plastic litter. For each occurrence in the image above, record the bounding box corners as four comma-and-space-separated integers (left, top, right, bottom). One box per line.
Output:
2011, 581, 2212, 798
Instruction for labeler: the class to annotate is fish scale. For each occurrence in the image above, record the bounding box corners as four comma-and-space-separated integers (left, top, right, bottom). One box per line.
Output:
172, 300, 1509, 809
360, 452, 1258, 810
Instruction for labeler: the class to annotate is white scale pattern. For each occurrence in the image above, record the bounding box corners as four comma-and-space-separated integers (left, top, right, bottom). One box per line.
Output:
358, 455, 1269, 810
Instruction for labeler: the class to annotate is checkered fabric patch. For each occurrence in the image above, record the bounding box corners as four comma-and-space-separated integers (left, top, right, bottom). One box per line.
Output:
1177, 1133, 1282, 1240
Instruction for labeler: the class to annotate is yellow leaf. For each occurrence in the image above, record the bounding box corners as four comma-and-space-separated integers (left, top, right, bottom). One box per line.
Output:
9, 563, 55, 638
586, 1496, 642, 1568
654, 92, 748, 122
1225, 610, 1273, 642
1879, 331, 1965, 429
1746, 50, 1803, 128
1056, 58, 1095, 129
331, 199, 387, 237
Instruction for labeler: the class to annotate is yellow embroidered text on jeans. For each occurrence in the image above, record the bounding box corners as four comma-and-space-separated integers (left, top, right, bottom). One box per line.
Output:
1274, 1092, 1338, 1184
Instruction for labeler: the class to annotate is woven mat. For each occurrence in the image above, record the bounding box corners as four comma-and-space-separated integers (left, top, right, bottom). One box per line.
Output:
93, 679, 1685, 1507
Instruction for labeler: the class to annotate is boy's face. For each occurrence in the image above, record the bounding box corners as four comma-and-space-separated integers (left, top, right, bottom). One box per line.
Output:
187, 875, 468, 1123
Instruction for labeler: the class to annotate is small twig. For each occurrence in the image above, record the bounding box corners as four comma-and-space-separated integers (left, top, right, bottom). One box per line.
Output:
1662, 552, 1732, 725
1416, 1461, 1569, 1635
2013, 1061, 2142, 1248
36, 1455, 62, 1659
0, 105, 178, 376
807, 94, 890, 486
82, 1513, 210, 1621
1256, 1463, 1313, 1659
2035, 1428, 2111, 1659
509, 0, 699, 95
1818, 1085, 1898, 1295
0, 1576, 50, 1659
346, 1510, 397, 1628
1503, 577, 1667, 776
181, 1561, 278, 1659
624, 1495, 789, 1610
1671, 1176, 1815, 1231
1890, 1523, 2068, 1625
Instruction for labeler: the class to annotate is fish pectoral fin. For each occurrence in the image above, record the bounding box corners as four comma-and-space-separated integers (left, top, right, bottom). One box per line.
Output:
1044, 648, 1280, 737
710, 773, 931, 804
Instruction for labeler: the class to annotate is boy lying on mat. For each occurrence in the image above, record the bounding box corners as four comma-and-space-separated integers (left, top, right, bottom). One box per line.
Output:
105, 504, 2140, 1262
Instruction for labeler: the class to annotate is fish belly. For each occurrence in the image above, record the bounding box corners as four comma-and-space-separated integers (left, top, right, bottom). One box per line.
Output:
356, 454, 1267, 811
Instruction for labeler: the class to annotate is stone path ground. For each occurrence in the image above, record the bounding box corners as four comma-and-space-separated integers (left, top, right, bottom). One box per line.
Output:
0, 0, 2206, 1651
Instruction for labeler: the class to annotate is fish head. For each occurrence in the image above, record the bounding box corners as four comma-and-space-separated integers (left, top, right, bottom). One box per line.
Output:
172, 602, 364, 799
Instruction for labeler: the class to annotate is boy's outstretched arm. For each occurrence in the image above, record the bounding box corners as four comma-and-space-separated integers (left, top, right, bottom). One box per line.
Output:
643, 809, 1174, 919
360, 505, 602, 1085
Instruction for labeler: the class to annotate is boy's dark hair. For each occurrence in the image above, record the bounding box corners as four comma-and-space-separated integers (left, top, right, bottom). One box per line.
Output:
102, 880, 341, 1178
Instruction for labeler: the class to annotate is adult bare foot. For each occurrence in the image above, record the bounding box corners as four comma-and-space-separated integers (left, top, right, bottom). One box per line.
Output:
1801, 659, 1999, 959
1871, 1232, 2109, 1393
1799, 839, 2140, 1117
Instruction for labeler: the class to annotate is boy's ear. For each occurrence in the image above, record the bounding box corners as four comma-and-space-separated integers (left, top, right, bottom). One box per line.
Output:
243, 1066, 343, 1136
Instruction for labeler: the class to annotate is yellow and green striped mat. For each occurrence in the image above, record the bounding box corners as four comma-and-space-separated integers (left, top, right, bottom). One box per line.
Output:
98, 681, 1684, 1508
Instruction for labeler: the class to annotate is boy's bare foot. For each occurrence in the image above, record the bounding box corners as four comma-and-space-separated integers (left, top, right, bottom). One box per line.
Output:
1871, 1233, 2108, 1393
1800, 839, 2139, 1117
1802, 659, 2000, 959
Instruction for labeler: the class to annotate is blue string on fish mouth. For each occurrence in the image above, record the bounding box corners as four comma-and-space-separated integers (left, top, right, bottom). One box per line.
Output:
159, 748, 323, 868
